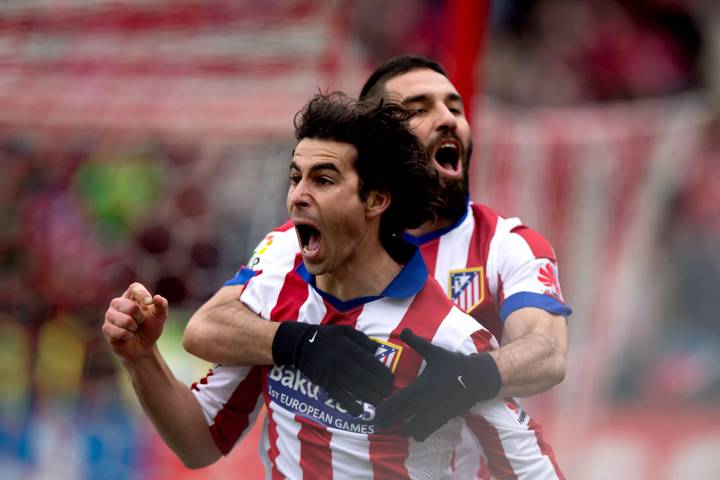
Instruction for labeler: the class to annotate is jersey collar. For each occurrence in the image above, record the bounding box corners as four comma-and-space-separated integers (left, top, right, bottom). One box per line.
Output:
295, 245, 428, 311
403, 198, 471, 245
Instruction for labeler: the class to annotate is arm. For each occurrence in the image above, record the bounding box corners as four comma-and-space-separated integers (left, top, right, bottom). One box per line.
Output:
489, 307, 567, 398
184, 281, 393, 415
183, 285, 278, 365
124, 347, 221, 468
183, 225, 293, 365
103, 283, 221, 468
375, 312, 567, 440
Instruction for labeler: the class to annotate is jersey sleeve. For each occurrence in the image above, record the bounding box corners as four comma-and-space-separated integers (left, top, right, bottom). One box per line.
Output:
432, 306, 499, 354
224, 220, 299, 286
190, 365, 265, 455
239, 252, 299, 318
489, 224, 572, 321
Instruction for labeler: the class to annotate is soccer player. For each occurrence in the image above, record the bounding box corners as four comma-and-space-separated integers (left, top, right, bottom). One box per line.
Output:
102, 93, 563, 478
182, 56, 570, 449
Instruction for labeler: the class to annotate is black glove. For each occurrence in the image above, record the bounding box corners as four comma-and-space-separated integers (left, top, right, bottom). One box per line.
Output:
375, 328, 501, 441
272, 321, 393, 416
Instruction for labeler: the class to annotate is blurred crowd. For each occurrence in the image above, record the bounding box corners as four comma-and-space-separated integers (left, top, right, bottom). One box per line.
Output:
1, 0, 720, 477
484, 0, 704, 104
0, 133, 291, 476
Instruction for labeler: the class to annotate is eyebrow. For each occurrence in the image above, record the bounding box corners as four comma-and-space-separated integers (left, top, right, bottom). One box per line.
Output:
289, 160, 341, 174
403, 92, 464, 105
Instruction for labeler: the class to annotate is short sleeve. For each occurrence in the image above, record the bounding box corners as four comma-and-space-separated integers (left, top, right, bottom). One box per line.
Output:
491, 225, 572, 321
190, 365, 265, 455
224, 221, 299, 286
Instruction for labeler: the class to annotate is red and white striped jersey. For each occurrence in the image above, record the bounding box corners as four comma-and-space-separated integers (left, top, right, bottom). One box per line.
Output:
202, 248, 564, 479
227, 202, 571, 342
403, 202, 571, 343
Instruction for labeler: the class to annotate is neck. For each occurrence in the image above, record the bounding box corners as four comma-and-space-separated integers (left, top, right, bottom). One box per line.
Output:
405, 214, 457, 237
316, 236, 402, 302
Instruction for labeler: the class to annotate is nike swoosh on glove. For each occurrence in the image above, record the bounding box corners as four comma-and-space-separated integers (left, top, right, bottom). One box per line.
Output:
375, 328, 501, 441
272, 321, 394, 416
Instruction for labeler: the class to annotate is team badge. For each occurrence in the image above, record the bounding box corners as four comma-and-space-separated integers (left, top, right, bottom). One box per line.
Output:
247, 233, 275, 269
371, 338, 403, 373
449, 267, 485, 312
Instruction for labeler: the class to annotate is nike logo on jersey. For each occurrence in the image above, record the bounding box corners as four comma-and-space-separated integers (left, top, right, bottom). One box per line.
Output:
308, 330, 318, 343
457, 375, 468, 390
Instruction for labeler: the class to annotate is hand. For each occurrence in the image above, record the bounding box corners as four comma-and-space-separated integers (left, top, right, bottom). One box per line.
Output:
375, 328, 501, 441
102, 282, 169, 361
272, 322, 393, 416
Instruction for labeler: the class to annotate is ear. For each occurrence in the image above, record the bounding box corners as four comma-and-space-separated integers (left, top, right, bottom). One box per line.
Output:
364, 190, 390, 219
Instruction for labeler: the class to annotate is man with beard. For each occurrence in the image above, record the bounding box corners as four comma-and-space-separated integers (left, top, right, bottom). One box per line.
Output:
180, 56, 571, 475
103, 93, 563, 478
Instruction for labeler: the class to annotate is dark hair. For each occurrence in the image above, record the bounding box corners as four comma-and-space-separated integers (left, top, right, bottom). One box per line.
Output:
294, 92, 442, 256
359, 55, 447, 101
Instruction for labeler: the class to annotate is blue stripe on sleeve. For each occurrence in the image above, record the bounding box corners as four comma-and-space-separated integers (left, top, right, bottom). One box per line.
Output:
223, 268, 258, 286
500, 292, 572, 321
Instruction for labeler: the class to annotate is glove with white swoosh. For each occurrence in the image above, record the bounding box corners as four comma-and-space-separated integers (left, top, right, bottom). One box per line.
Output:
375, 328, 501, 441
272, 321, 393, 416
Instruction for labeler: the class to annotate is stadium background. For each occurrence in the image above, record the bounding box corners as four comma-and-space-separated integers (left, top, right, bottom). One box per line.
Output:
1, 0, 719, 478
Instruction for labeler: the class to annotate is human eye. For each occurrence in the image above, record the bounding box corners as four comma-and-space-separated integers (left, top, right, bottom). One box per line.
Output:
317, 176, 334, 186
289, 172, 301, 185
448, 103, 464, 115
447, 99, 465, 115
405, 102, 428, 115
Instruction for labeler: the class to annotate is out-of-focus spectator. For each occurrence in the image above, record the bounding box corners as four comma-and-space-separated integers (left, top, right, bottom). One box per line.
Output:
612, 118, 720, 405
484, 0, 703, 105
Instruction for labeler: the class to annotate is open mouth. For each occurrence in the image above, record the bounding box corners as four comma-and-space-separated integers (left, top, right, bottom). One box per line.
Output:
432, 140, 463, 177
295, 223, 322, 256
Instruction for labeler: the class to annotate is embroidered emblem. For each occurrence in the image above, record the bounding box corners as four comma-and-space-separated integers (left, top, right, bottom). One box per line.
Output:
371, 338, 403, 373
448, 267, 485, 312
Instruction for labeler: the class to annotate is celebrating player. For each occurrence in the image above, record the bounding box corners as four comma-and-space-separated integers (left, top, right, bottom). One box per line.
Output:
103, 93, 562, 477
183, 55, 570, 458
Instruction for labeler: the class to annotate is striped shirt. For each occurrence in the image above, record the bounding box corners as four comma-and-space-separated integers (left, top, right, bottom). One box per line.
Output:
196, 247, 564, 479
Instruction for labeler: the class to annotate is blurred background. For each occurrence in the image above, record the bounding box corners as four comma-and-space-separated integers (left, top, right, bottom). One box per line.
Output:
1, 0, 719, 478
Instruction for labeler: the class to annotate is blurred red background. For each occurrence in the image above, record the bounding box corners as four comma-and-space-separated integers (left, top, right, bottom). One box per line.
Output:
2, 1, 719, 478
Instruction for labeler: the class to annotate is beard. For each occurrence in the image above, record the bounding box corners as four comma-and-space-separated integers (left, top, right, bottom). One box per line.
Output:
433, 139, 472, 223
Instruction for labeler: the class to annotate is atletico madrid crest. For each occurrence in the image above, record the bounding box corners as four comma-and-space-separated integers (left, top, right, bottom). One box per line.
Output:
371, 338, 403, 373
448, 267, 485, 312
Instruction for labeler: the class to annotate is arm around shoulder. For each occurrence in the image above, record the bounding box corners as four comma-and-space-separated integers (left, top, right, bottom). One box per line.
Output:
183, 285, 279, 365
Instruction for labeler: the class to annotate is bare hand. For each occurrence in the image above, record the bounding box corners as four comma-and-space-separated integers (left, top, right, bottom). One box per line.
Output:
102, 282, 169, 361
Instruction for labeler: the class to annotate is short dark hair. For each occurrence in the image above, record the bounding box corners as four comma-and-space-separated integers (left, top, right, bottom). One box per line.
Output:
294, 92, 442, 256
359, 55, 447, 101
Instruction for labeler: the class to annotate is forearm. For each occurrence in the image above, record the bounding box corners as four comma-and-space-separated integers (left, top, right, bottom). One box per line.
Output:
183, 286, 278, 365
123, 347, 221, 468
489, 330, 566, 398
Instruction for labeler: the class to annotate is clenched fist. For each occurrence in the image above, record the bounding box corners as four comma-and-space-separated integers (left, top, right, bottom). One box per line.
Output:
103, 282, 169, 361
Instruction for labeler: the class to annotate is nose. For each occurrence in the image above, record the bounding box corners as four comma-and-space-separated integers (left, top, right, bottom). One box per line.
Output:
287, 179, 310, 212
434, 102, 457, 132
